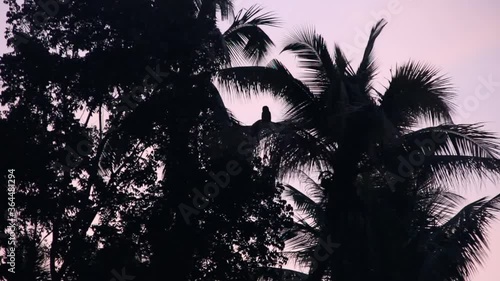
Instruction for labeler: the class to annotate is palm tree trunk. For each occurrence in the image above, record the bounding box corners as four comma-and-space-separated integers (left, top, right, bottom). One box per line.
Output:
309, 141, 367, 281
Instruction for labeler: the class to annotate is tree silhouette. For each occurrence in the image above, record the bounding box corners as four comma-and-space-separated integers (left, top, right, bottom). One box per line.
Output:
0, 1, 293, 281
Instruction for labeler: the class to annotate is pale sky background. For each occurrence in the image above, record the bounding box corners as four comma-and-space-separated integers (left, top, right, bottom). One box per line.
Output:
1, 0, 500, 280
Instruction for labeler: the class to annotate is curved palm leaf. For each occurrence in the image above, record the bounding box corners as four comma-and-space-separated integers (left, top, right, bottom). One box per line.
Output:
283, 183, 324, 223
418, 190, 465, 225
380, 61, 456, 129
332, 44, 355, 78
419, 193, 500, 281
223, 5, 280, 65
281, 27, 335, 94
218, 59, 315, 106
218, 59, 323, 129
417, 156, 500, 189
262, 120, 335, 177
297, 171, 327, 203
401, 123, 500, 158
285, 218, 321, 249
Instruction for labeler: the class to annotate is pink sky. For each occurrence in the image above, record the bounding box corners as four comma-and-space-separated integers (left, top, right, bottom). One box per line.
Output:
1, 0, 500, 280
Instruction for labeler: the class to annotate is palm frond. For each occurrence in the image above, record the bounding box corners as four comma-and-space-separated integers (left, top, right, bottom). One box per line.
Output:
418, 190, 465, 225
215, 0, 234, 20
261, 120, 335, 178
418, 156, 500, 188
285, 219, 321, 249
333, 45, 373, 106
401, 124, 500, 158
333, 44, 355, 77
297, 170, 326, 203
357, 19, 387, 94
217, 60, 316, 116
223, 5, 280, 65
380, 61, 456, 128
419, 193, 500, 281
283, 184, 324, 223
281, 27, 335, 93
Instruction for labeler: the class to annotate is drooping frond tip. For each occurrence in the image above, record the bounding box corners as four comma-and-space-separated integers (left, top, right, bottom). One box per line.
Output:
223, 4, 280, 64
233, 4, 281, 27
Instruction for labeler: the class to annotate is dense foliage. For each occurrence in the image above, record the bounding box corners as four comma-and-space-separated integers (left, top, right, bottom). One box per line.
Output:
0, 1, 293, 281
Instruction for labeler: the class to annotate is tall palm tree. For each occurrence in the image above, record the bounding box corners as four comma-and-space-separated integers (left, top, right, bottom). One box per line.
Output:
218, 19, 500, 281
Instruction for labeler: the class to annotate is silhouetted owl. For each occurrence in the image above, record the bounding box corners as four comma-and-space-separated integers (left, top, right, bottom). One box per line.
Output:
261, 106, 271, 123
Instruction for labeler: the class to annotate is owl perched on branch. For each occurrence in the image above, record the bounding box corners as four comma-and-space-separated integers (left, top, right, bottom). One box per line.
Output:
261, 106, 271, 123
250, 106, 272, 137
